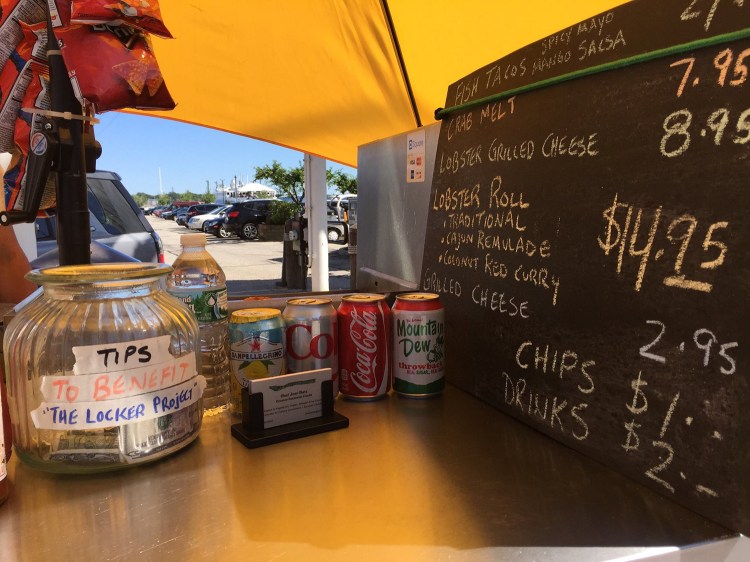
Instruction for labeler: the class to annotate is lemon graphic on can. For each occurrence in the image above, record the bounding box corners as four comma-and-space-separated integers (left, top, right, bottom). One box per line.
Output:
242, 360, 270, 380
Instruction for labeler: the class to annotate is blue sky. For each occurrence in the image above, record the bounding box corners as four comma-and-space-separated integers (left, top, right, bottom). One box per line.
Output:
94, 112, 356, 197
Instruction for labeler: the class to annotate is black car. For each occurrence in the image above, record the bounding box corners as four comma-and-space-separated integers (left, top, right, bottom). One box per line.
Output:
203, 216, 231, 238
174, 208, 191, 226
223, 199, 274, 240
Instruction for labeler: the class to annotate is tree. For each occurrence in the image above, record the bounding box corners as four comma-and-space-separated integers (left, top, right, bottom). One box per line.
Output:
254, 160, 305, 205
328, 169, 357, 195
131, 192, 150, 207
181, 190, 203, 202
181, 190, 215, 203
253, 160, 357, 204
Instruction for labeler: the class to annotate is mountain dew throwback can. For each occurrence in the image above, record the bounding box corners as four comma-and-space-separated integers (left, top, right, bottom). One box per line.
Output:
229, 308, 286, 415
392, 293, 445, 397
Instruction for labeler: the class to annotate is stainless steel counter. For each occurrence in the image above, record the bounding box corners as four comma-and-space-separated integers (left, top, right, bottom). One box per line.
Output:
0, 385, 737, 561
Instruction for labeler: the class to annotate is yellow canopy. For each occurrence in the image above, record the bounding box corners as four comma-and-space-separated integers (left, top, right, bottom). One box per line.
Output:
143, 1, 627, 167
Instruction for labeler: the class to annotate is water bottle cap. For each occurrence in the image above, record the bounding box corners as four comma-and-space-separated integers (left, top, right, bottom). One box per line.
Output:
181, 233, 207, 247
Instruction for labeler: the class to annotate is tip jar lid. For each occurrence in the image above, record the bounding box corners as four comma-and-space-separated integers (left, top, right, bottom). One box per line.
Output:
231, 308, 282, 323
181, 233, 207, 247
26, 263, 173, 284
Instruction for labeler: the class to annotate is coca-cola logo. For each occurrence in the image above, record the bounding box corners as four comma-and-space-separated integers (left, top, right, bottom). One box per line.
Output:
348, 309, 380, 392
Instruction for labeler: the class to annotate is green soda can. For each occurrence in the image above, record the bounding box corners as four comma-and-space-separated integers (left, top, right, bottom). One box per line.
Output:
392, 293, 445, 397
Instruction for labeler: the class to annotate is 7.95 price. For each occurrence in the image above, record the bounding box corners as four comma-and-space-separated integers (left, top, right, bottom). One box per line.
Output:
671, 47, 749, 98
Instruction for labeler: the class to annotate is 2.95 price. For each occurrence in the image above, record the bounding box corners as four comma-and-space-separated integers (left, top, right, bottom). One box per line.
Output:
640, 319, 738, 375
660, 107, 750, 157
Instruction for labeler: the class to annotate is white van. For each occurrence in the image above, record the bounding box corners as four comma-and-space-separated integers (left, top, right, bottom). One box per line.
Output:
328, 194, 357, 222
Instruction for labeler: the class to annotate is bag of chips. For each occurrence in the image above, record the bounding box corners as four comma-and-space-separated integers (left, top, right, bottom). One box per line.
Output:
3, 60, 56, 216
0, 19, 39, 154
56, 23, 175, 112
49, 0, 74, 28
0, 0, 47, 72
71, 0, 172, 38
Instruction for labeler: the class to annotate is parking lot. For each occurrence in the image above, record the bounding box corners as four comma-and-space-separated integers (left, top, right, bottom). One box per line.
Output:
148, 216, 352, 296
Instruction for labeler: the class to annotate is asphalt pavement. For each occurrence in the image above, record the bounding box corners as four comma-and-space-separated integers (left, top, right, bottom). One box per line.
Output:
148, 216, 352, 297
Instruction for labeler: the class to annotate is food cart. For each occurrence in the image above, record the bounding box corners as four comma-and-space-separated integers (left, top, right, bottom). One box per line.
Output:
2, 1, 750, 559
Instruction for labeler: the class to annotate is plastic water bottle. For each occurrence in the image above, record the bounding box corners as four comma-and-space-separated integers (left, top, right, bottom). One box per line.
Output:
167, 233, 229, 415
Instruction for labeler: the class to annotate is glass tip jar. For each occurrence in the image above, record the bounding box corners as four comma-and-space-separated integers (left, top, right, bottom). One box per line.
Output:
2, 263, 205, 473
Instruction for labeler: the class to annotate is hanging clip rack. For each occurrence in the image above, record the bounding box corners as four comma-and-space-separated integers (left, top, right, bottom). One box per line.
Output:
0, 11, 100, 266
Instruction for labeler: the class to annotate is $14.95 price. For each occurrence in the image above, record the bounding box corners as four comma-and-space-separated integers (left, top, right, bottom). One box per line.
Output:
598, 193, 729, 293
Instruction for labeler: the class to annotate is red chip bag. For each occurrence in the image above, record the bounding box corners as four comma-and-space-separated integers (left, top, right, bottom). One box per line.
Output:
3, 61, 56, 217
0, 0, 47, 71
0, 22, 38, 154
49, 0, 74, 28
56, 24, 175, 112
71, 0, 173, 38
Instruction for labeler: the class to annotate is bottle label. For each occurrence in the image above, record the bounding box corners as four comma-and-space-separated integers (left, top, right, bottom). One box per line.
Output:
170, 288, 228, 323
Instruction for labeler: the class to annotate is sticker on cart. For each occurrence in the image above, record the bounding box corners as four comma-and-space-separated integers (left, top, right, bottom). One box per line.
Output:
406, 129, 426, 184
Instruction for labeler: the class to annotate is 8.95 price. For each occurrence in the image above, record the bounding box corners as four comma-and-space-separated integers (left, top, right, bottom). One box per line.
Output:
660, 107, 750, 157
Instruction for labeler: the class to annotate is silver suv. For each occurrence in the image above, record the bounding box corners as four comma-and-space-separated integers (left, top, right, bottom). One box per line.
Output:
34, 171, 163, 266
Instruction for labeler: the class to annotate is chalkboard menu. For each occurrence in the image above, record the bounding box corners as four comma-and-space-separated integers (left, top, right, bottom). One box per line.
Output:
422, 0, 750, 533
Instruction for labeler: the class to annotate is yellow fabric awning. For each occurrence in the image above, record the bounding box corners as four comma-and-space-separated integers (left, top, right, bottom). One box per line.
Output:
141, 1, 627, 167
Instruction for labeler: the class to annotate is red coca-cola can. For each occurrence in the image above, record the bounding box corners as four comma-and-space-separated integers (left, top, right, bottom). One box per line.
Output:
282, 298, 339, 396
338, 294, 392, 401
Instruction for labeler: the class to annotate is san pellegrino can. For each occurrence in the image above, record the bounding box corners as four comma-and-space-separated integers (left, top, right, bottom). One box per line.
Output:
338, 294, 391, 401
228, 308, 286, 415
282, 298, 339, 397
392, 293, 445, 397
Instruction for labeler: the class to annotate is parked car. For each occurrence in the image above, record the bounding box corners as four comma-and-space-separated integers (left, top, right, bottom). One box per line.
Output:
146, 205, 168, 216
174, 208, 191, 226
161, 208, 181, 220
188, 205, 230, 232
223, 199, 274, 240
34, 170, 164, 265
203, 216, 231, 238
183, 203, 222, 227
161, 200, 203, 220
327, 217, 348, 244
